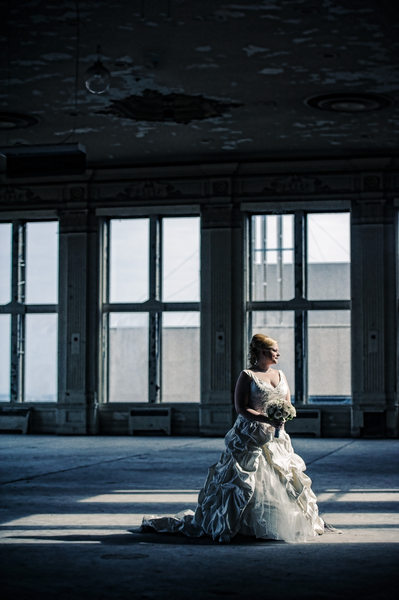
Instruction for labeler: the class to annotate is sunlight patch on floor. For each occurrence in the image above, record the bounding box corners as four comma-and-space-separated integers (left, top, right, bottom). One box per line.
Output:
78, 490, 199, 503
1, 513, 144, 529
2, 488, 398, 546
318, 489, 399, 502
321, 512, 399, 526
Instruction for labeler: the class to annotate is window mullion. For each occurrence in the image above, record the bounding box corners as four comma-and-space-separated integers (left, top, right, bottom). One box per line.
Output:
277, 215, 284, 302
294, 310, 307, 404
248, 215, 253, 304
245, 216, 253, 351
10, 222, 25, 403
149, 312, 161, 403
294, 211, 307, 404
100, 220, 110, 403
102, 219, 110, 305
149, 217, 161, 403
294, 211, 305, 301
149, 216, 161, 301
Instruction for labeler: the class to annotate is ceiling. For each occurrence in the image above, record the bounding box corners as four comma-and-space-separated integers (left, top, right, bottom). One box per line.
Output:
1, 0, 399, 169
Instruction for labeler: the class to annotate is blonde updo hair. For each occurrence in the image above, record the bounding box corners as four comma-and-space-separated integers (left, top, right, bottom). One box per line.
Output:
248, 333, 278, 368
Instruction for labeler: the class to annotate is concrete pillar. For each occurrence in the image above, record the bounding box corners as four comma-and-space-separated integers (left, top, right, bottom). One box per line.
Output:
86, 211, 100, 434
351, 195, 398, 437
200, 199, 244, 435
57, 210, 90, 434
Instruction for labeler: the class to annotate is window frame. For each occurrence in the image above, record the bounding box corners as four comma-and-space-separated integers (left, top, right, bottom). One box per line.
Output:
0, 218, 59, 404
246, 208, 351, 405
100, 212, 200, 404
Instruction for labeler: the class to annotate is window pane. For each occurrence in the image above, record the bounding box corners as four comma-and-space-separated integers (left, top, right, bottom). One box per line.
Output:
251, 311, 295, 397
25, 314, 58, 402
0, 223, 12, 304
0, 315, 10, 401
110, 219, 149, 303
162, 312, 200, 402
308, 310, 351, 403
307, 213, 350, 300
26, 222, 59, 304
162, 217, 200, 302
109, 313, 148, 402
251, 215, 294, 301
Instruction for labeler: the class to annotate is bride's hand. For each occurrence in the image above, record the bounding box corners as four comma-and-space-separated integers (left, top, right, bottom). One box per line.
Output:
263, 417, 280, 427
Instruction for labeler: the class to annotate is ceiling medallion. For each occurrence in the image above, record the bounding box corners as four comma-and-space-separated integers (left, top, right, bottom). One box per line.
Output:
305, 93, 392, 113
0, 112, 39, 130
98, 90, 242, 124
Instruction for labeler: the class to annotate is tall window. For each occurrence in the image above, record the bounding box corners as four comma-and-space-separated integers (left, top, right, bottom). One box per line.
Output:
101, 216, 200, 403
0, 221, 59, 403
248, 211, 350, 404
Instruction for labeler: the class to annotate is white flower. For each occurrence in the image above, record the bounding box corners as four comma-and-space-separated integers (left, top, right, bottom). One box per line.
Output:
265, 398, 296, 423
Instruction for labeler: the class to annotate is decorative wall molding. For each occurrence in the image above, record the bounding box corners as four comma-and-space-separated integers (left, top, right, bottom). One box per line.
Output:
361, 173, 382, 192
67, 185, 86, 202
1, 156, 398, 213
199, 403, 234, 436
95, 178, 207, 204
0, 186, 42, 205
114, 179, 183, 201
210, 178, 231, 197
235, 174, 357, 199
262, 174, 333, 194
56, 404, 87, 435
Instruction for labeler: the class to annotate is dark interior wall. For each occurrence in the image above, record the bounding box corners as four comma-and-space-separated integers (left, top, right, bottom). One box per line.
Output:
0, 155, 398, 437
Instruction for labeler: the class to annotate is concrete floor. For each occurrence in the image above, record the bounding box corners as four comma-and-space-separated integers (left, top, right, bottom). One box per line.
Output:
0, 435, 398, 600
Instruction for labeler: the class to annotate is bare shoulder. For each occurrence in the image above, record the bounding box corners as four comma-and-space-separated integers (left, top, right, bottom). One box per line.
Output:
235, 370, 252, 388
242, 369, 257, 384
237, 369, 252, 381
234, 370, 252, 409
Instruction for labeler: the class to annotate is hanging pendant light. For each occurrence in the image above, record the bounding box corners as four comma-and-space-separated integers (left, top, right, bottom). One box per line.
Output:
85, 45, 111, 94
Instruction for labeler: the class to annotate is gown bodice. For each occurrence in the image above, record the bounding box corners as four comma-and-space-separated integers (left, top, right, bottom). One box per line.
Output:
244, 369, 289, 413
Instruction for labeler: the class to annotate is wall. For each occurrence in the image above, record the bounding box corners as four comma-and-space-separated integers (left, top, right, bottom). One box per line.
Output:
0, 156, 398, 437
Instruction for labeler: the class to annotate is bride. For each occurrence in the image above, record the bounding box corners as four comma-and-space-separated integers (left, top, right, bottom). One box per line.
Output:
141, 333, 326, 543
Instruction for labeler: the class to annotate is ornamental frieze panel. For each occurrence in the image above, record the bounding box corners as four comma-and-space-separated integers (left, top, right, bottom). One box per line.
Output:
94, 177, 206, 204
235, 174, 356, 198
114, 180, 183, 201
210, 179, 231, 197
0, 186, 43, 206
65, 186, 86, 202
263, 175, 332, 194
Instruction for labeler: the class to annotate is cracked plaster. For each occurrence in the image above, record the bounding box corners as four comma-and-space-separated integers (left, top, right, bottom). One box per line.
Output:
1, 0, 398, 164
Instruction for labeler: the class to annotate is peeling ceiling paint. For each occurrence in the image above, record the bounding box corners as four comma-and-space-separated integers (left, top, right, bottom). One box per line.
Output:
0, 0, 398, 166
98, 90, 243, 124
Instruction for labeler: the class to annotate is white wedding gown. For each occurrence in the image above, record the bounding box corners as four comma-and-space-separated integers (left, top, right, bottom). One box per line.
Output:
141, 369, 325, 543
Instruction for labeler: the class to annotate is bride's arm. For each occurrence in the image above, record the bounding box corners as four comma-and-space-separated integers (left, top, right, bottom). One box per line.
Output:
234, 371, 270, 424
281, 371, 292, 404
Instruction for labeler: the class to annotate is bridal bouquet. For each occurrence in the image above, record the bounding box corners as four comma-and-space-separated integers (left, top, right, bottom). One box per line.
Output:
265, 399, 296, 438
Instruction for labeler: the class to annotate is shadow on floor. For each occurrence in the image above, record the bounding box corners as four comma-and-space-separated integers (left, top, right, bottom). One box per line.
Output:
7, 529, 287, 546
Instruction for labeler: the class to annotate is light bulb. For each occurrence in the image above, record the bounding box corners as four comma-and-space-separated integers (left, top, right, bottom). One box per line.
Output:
85, 59, 111, 94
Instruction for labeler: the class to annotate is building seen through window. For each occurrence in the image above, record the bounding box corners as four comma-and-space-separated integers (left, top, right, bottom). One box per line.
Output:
249, 212, 351, 404
103, 216, 200, 403
0, 213, 350, 407
0, 221, 58, 403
